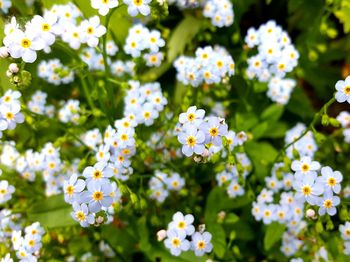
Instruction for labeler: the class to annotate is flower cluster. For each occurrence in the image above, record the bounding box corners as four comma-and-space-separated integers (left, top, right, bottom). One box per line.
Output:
203, 0, 234, 27
111, 60, 135, 77
174, 46, 235, 87
124, 24, 165, 67
169, 0, 234, 28
27, 91, 54, 117
162, 212, 213, 257
124, 81, 167, 126
0, 180, 15, 204
292, 159, 342, 216
149, 170, 185, 203
38, 59, 74, 85
176, 106, 228, 157
58, 99, 81, 124
245, 20, 299, 103
0, 209, 22, 244
0, 90, 24, 137
284, 123, 317, 159
216, 153, 251, 198
1, 3, 108, 63
1, 141, 71, 194
339, 222, 350, 255
66, 171, 121, 227
251, 121, 343, 257
11, 222, 45, 261
336, 111, 350, 143
267, 77, 296, 105
335, 75, 350, 104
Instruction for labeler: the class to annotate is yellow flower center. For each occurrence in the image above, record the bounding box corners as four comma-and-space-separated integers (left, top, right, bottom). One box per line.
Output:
76, 211, 86, 221
92, 191, 103, 201
4, 96, 11, 102
187, 113, 195, 121
327, 177, 336, 187
178, 221, 186, 229
87, 27, 94, 34
66, 185, 74, 195
93, 170, 102, 179
344, 86, 350, 95
21, 38, 31, 48
302, 185, 311, 196
121, 134, 128, 141
144, 111, 151, 119
209, 127, 218, 137
197, 241, 206, 249
172, 238, 180, 247
323, 199, 333, 209
42, 23, 50, 31
186, 136, 196, 146
5, 112, 14, 120
301, 164, 310, 172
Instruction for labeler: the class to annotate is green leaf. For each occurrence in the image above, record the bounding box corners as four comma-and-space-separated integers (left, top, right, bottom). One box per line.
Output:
167, 16, 202, 62
27, 195, 76, 228
261, 104, 284, 122
264, 222, 286, 251
286, 87, 314, 120
251, 122, 268, 139
108, 5, 133, 45
101, 224, 137, 259
335, 4, 350, 33
207, 223, 226, 258
245, 141, 278, 180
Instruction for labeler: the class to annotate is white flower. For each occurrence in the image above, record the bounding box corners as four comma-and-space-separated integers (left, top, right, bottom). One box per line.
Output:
191, 231, 213, 256
168, 212, 195, 238
164, 229, 190, 256
7, 29, 45, 63
335, 75, 350, 103
91, 0, 119, 16
124, 0, 151, 17
80, 16, 107, 48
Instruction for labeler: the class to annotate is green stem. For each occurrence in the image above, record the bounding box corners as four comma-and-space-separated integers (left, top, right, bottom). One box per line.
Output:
273, 97, 336, 163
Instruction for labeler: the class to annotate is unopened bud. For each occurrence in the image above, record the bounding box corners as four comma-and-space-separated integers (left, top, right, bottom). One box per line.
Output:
193, 155, 202, 163
9, 63, 19, 73
306, 209, 316, 219
201, 149, 210, 158
6, 70, 12, 77
218, 211, 226, 221
96, 216, 104, 224
157, 229, 167, 241
198, 224, 206, 233
0, 46, 9, 58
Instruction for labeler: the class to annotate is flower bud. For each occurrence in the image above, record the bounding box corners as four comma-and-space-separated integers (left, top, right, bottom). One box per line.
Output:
217, 211, 226, 221
157, 229, 167, 241
0, 46, 9, 58
9, 63, 19, 73
198, 224, 206, 233
96, 216, 104, 224
306, 208, 316, 219
6, 70, 12, 77
201, 149, 210, 157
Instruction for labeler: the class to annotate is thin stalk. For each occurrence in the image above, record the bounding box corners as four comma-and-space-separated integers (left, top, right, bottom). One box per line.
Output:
273, 97, 336, 163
